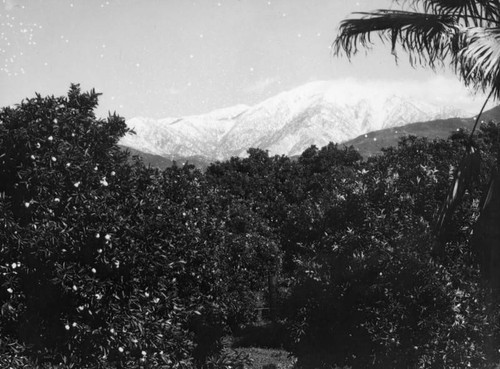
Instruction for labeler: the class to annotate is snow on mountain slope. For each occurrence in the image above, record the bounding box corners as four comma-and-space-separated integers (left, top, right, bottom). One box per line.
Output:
120, 80, 470, 160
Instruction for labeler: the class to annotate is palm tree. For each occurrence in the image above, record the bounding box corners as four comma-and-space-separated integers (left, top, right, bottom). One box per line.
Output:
334, 1, 500, 97
333, 0, 500, 288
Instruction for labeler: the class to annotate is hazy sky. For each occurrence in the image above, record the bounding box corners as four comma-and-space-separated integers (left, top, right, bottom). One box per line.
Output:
0, 0, 493, 119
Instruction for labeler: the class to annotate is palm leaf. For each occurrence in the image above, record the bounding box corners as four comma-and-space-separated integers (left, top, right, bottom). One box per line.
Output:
397, 0, 500, 25
334, 8, 500, 99
433, 145, 481, 253
470, 170, 500, 288
457, 27, 500, 98
333, 10, 458, 68
480, 170, 498, 211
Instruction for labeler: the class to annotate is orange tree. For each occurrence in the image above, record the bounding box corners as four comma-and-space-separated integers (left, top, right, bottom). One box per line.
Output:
334, 0, 500, 288
281, 134, 500, 368
0, 85, 267, 368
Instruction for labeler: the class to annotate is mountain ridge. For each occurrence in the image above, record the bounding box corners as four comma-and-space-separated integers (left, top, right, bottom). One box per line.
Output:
120, 80, 470, 161
120, 105, 500, 169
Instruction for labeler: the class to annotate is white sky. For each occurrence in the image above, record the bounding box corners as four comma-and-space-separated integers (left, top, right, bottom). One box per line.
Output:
0, 0, 493, 119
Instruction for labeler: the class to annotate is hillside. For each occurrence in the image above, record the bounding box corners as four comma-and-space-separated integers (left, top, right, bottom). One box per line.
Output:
344, 105, 500, 157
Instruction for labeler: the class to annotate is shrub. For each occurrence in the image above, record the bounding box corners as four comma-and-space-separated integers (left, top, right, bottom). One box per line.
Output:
283, 136, 500, 368
0, 85, 263, 368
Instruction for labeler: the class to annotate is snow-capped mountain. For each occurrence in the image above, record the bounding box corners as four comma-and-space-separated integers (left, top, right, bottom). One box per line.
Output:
120, 80, 470, 160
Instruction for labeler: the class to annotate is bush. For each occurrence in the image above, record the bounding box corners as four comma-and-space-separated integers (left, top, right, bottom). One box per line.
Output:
0, 85, 269, 368
3, 86, 499, 368
282, 136, 500, 368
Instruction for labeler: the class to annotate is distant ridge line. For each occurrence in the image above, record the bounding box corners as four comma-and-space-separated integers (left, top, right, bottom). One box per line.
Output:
120, 104, 500, 169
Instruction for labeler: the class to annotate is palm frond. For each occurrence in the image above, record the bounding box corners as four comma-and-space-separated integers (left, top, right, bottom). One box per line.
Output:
480, 170, 498, 211
470, 170, 500, 287
397, 0, 500, 25
433, 145, 481, 253
333, 10, 458, 68
457, 27, 500, 98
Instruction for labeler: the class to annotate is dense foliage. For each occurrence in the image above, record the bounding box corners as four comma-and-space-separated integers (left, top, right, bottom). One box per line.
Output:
0, 86, 274, 368
1, 86, 500, 368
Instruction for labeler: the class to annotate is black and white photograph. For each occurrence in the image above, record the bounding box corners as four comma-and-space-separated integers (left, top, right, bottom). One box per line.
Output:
1, 0, 500, 368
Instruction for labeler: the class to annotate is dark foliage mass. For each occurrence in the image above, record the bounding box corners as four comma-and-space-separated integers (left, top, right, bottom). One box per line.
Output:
1, 86, 500, 368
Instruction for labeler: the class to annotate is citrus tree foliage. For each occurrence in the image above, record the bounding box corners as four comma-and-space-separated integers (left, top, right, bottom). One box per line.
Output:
0, 86, 275, 368
207, 148, 302, 226
282, 134, 500, 368
2, 85, 500, 369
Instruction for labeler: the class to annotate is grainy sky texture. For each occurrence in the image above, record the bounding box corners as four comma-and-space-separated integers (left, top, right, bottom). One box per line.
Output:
0, 0, 492, 119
